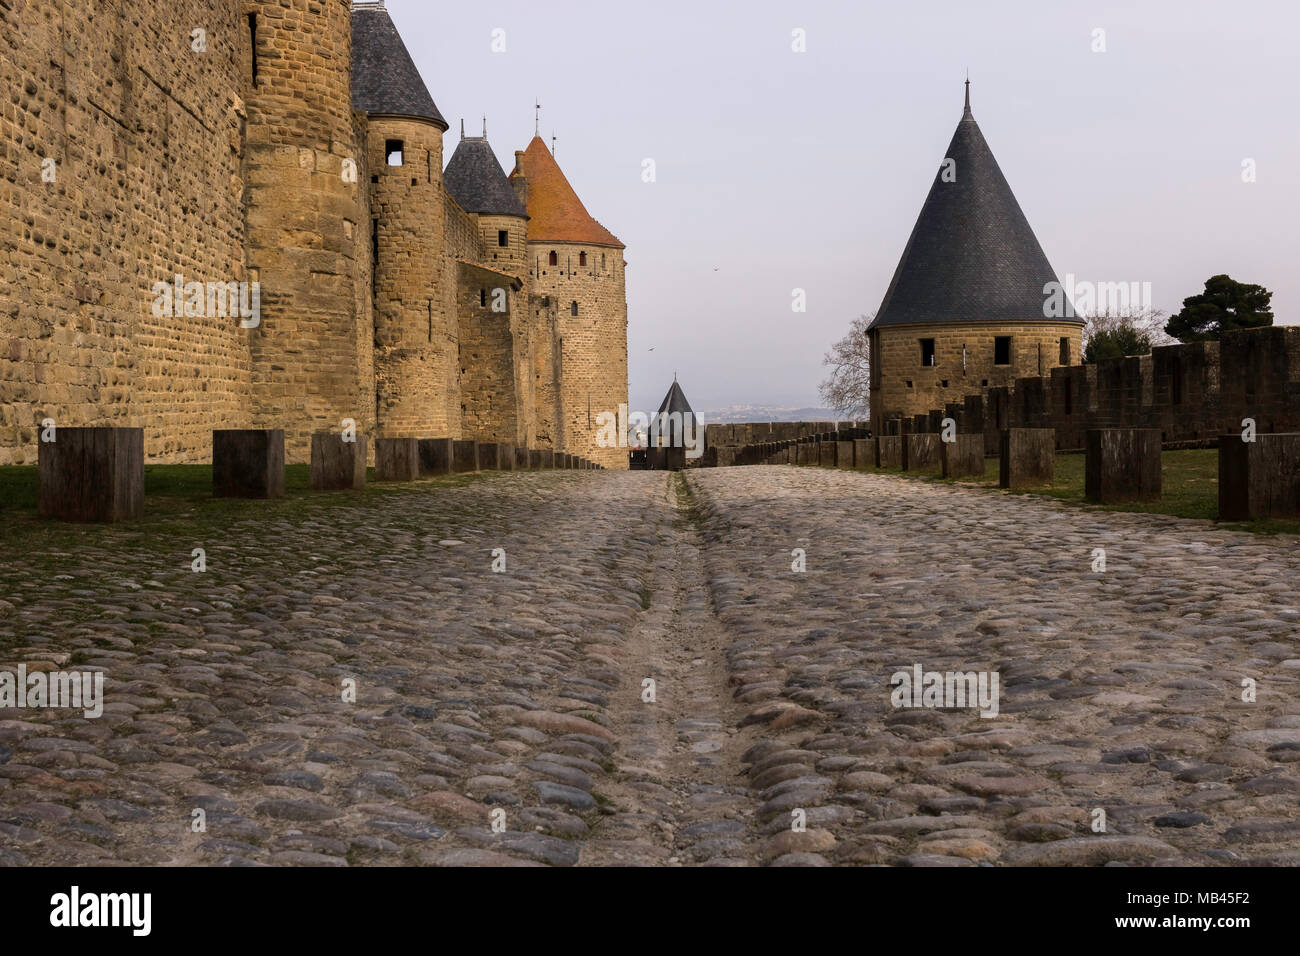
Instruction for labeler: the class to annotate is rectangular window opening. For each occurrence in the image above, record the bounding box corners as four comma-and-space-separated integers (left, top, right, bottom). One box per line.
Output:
498, 230, 508, 247
386, 140, 404, 167
994, 336, 1011, 366
1059, 336, 1070, 365
920, 338, 935, 367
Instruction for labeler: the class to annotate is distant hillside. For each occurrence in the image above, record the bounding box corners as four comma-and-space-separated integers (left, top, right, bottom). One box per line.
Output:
696, 404, 851, 424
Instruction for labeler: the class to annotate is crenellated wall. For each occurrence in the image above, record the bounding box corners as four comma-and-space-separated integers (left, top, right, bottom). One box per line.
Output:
898, 326, 1300, 454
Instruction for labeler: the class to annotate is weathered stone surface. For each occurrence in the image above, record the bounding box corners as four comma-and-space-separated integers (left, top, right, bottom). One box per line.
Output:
375, 438, 420, 482
1219, 432, 1300, 520
310, 433, 367, 490
477, 442, 502, 471
212, 429, 286, 499
940, 433, 984, 479
835, 441, 854, 468
999, 428, 1054, 488
1085, 428, 1161, 503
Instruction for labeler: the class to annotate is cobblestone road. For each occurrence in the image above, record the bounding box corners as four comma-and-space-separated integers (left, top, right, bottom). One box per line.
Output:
2, 466, 1298, 866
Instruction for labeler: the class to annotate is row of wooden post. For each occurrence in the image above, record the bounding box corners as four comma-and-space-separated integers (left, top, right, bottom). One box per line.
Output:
763, 426, 1298, 520
35, 428, 599, 522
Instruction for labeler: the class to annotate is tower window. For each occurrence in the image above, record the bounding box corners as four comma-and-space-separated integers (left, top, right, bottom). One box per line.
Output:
941, 380, 949, 388
247, 14, 258, 83
1059, 336, 1070, 365
548, 251, 558, 266
579, 252, 587, 267
920, 338, 935, 366
994, 336, 1011, 366
498, 230, 508, 247
386, 140, 404, 166
570, 301, 579, 316
905, 380, 913, 389
480, 288, 486, 307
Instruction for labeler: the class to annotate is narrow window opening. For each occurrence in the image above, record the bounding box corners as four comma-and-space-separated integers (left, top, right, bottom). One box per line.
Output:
479, 288, 486, 307
1059, 336, 1070, 365
920, 338, 935, 367
570, 301, 578, 317
994, 336, 1011, 366
386, 140, 404, 167
905, 380, 913, 389
940, 380, 949, 389
579, 252, 587, 267
498, 230, 508, 247
981, 379, 988, 387
248, 14, 259, 83
548, 251, 558, 266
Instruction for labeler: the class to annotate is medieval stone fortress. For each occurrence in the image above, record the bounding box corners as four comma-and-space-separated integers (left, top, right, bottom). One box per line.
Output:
0, 0, 628, 471
1, 0, 1298, 896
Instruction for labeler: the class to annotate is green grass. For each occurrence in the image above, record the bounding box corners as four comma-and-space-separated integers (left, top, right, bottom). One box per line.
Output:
0, 463, 487, 554
805, 449, 1300, 535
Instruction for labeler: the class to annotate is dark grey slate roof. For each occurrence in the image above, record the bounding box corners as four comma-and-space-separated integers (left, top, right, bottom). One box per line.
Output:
870, 88, 1074, 329
657, 380, 695, 417
351, 4, 447, 129
444, 137, 528, 217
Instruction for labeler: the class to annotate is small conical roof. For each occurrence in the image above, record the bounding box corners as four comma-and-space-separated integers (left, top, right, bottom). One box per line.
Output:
351, 4, 447, 129
656, 379, 695, 417
509, 136, 623, 248
445, 135, 527, 217
870, 84, 1073, 329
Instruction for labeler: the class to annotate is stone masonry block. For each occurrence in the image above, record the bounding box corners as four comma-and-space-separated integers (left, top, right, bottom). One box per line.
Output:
836, 440, 855, 468
818, 441, 836, 467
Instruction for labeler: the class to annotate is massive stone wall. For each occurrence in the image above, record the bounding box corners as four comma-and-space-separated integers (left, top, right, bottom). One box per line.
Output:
526, 242, 628, 469
0, 0, 252, 465
869, 320, 1083, 424
0, 0, 627, 466
902, 326, 1300, 454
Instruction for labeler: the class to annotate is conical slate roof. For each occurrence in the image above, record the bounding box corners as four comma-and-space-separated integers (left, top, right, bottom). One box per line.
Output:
351, 4, 447, 129
510, 137, 623, 248
870, 84, 1072, 329
444, 135, 528, 217
656, 379, 695, 417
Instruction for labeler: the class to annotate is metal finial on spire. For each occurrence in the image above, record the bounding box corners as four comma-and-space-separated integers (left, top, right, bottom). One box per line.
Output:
551, 133, 556, 156
535, 99, 541, 136
964, 72, 971, 114
482, 115, 487, 137
460, 118, 465, 139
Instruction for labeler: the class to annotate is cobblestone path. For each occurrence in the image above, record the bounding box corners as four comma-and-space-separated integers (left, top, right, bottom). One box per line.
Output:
2, 466, 1298, 866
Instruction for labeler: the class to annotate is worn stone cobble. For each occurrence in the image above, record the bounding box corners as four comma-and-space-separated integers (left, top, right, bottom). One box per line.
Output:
1, 465, 1298, 866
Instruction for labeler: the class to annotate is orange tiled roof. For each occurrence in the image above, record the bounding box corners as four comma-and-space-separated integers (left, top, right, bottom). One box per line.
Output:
510, 136, 624, 249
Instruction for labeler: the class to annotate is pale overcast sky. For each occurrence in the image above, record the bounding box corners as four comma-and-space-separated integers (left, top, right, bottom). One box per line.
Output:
387, 0, 1300, 414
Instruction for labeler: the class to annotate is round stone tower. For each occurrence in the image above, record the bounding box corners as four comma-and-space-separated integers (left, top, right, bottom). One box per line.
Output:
351, 1, 453, 438
867, 82, 1083, 425
243, 0, 371, 461
510, 137, 628, 469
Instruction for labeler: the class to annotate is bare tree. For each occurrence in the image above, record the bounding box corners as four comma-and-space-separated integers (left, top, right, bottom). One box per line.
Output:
1081, 307, 1171, 363
819, 313, 873, 420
